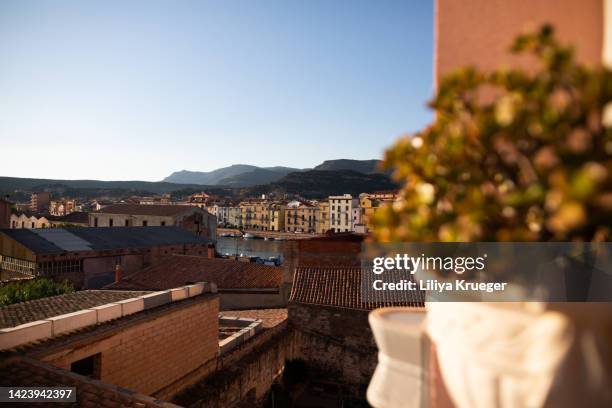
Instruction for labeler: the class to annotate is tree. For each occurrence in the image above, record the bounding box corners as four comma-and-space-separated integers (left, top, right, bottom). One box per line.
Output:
0, 278, 74, 306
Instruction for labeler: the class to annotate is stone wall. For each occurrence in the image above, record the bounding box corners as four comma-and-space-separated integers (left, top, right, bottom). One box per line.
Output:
173, 320, 293, 407
288, 303, 377, 389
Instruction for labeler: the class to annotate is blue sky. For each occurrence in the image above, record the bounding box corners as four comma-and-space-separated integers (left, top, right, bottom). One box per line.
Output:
0, 0, 433, 181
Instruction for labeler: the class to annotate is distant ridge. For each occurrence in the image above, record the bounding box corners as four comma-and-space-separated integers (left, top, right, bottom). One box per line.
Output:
163, 159, 383, 186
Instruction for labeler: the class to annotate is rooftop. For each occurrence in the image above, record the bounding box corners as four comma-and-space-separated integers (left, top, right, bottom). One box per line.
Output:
289, 266, 424, 311
94, 204, 199, 216
0, 226, 211, 254
0, 290, 150, 329
106, 254, 283, 291
219, 308, 288, 330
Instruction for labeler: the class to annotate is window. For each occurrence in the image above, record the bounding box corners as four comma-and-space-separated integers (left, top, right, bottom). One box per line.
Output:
125, 219, 129, 226
70, 353, 101, 379
94, 218, 98, 227
142, 220, 148, 226
161, 221, 166, 226
31, 222, 35, 228
109, 218, 113, 227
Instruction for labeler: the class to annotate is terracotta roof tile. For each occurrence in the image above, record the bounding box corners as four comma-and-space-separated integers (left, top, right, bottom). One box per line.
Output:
219, 308, 287, 329
0, 290, 150, 329
106, 255, 283, 291
289, 266, 424, 311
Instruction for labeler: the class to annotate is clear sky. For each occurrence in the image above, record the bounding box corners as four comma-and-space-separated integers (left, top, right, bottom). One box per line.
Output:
0, 0, 433, 181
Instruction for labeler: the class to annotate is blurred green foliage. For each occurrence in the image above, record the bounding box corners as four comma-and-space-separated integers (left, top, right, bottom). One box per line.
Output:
375, 25, 612, 242
0, 278, 74, 306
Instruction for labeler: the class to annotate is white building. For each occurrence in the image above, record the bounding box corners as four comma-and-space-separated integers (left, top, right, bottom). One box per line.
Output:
328, 194, 358, 233
10, 213, 51, 229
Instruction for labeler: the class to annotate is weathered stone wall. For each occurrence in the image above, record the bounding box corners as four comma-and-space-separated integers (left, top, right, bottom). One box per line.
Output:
173, 321, 294, 408
288, 303, 376, 388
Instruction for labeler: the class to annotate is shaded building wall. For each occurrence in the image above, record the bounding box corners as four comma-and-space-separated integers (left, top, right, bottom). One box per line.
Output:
0, 200, 11, 229
38, 295, 220, 399
219, 291, 285, 310
288, 303, 377, 390
173, 320, 293, 407
89, 213, 176, 227
436, 0, 604, 85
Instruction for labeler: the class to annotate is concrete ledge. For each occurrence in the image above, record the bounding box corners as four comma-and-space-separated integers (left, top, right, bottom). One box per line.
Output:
47, 309, 97, 336
141, 291, 172, 310
218, 317, 263, 355
170, 287, 188, 301
116, 298, 145, 316
90, 303, 122, 323
186, 283, 205, 297
0, 320, 53, 350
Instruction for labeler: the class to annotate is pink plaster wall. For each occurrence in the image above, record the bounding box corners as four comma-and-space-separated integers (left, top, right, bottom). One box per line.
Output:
435, 0, 604, 86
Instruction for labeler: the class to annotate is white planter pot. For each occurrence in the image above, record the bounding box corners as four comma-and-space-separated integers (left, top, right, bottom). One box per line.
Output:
427, 302, 612, 407
367, 307, 427, 408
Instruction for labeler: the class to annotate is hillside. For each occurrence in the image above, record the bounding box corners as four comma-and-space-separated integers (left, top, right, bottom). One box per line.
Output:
163, 165, 261, 185
0, 176, 221, 201
161, 159, 384, 187
313, 159, 382, 174
242, 169, 397, 199
217, 168, 292, 187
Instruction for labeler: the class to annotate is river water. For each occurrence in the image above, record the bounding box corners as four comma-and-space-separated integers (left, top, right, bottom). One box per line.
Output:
216, 237, 288, 259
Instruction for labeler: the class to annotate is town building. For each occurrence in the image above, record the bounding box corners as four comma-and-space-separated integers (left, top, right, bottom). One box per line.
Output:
357, 191, 398, 233
9, 212, 90, 229
268, 202, 286, 232
0, 226, 214, 287
289, 266, 424, 393
89, 204, 216, 240
0, 282, 292, 406
0, 197, 12, 229
314, 201, 330, 234
284, 200, 317, 233
0, 283, 220, 403
49, 199, 77, 216
107, 254, 287, 310
30, 192, 51, 213
227, 206, 242, 228
9, 212, 51, 229
329, 194, 358, 232
239, 199, 268, 230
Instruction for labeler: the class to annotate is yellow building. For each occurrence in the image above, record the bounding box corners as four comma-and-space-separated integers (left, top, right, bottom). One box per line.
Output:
268, 203, 286, 232
240, 200, 268, 230
358, 191, 398, 233
315, 201, 330, 234
285, 201, 317, 233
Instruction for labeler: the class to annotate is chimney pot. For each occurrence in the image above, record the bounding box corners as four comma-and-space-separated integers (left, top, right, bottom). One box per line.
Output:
114, 264, 123, 283
207, 244, 215, 259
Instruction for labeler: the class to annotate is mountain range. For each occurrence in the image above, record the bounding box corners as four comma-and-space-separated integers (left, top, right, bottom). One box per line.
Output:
163, 159, 383, 187
0, 159, 394, 201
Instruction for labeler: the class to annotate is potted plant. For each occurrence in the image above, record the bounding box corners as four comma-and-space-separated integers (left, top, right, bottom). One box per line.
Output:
370, 26, 612, 408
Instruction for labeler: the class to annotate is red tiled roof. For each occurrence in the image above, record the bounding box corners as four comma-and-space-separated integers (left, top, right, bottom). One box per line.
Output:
289, 267, 424, 311
0, 290, 150, 329
94, 204, 198, 216
107, 255, 283, 291
219, 308, 287, 329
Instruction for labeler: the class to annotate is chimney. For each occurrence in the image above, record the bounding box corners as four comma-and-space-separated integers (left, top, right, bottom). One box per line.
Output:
114, 264, 123, 283
207, 244, 215, 259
